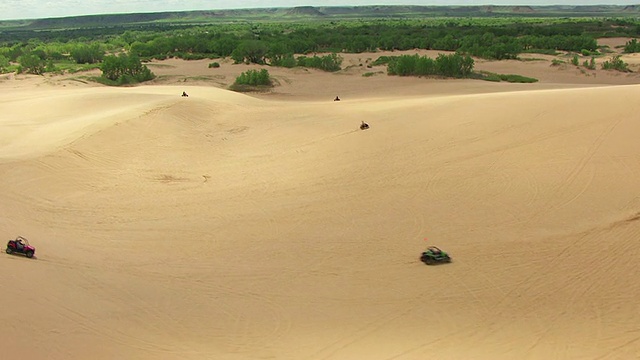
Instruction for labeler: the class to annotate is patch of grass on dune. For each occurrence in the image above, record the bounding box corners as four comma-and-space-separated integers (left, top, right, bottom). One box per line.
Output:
498, 74, 539, 83
473, 71, 538, 83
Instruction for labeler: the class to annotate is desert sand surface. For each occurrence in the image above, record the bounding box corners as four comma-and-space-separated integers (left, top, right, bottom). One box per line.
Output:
1, 47, 640, 360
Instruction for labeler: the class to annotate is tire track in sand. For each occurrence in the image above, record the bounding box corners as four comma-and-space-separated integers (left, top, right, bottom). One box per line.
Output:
526, 116, 623, 224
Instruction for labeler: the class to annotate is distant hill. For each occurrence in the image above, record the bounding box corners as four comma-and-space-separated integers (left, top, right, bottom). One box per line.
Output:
512, 6, 535, 14
26, 13, 162, 28
285, 6, 326, 17
2, 5, 639, 31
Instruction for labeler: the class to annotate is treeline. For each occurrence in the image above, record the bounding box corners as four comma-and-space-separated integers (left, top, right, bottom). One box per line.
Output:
2, 18, 639, 69
0, 40, 107, 73
110, 22, 605, 61
1, 18, 639, 81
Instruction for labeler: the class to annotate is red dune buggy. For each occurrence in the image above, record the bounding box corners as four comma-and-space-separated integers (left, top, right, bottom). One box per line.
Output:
6, 236, 36, 258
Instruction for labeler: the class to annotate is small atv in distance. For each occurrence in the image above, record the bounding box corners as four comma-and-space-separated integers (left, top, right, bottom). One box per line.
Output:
6, 236, 36, 259
420, 246, 451, 265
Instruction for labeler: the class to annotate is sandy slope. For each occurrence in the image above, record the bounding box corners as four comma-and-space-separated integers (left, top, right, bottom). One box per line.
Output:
1, 50, 640, 360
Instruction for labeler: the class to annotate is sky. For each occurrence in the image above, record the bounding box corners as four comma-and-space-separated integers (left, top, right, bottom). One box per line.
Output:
1, 0, 638, 21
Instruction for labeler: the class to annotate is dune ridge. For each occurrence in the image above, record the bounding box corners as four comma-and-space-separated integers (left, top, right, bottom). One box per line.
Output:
1, 57, 640, 360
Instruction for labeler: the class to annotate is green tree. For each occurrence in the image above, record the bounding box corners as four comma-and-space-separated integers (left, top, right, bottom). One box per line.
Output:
70, 43, 104, 64
296, 53, 342, 72
100, 53, 155, 84
213, 37, 238, 57
0, 55, 9, 73
231, 40, 269, 64
267, 42, 293, 66
387, 53, 474, 78
18, 53, 45, 74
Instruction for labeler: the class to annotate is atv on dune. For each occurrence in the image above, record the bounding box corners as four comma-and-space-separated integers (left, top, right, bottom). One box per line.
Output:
6, 236, 36, 259
420, 246, 451, 265
360, 121, 370, 130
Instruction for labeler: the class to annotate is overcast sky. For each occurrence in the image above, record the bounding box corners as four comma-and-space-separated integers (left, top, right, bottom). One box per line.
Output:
1, 1, 638, 21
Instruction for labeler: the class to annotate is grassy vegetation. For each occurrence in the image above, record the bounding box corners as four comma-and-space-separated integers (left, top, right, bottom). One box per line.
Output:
497, 74, 539, 83
474, 71, 539, 83
386, 53, 474, 78
98, 53, 156, 85
520, 49, 560, 56
624, 38, 640, 53
1, 6, 639, 83
229, 69, 273, 92
228, 83, 274, 93
234, 69, 271, 86
601, 55, 631, 72
49, 61, 100, 74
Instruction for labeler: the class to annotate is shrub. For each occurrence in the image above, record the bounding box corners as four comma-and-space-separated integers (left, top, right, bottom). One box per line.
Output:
387, 53, 474, 78
624, 39, 640, 53
551, 59, 566, 66
371, 56, 398, 66
601, 55, 631, 72
270, 54, 297, 68
296, 53, 342, 72
209, 62, 220, 68
18, 53, 45, 74
581, 49, 600, 56
583, 57, 596, 70
70, 43, 104, 64
0, 55, 9, 73
571, 55, 579, 66
234, 69, 271, 86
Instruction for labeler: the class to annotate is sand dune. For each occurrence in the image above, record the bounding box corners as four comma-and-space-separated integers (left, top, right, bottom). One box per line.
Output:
1, 53, 640, 360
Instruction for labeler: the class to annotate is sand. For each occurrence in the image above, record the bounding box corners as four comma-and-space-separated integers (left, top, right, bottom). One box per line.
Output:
1, 43, 640, 360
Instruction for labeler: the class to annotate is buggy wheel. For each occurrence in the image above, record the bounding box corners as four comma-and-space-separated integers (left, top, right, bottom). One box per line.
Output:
6, 247, 12, 254
26, 251, 34, 258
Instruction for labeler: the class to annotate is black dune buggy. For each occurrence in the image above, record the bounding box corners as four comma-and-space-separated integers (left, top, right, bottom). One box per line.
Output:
420, 246, 451, 265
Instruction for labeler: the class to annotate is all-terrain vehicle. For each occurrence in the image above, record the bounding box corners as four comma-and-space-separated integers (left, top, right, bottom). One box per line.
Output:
6, 236, 35, 258
360, 121, 370, 130
420, 246, 451, 265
